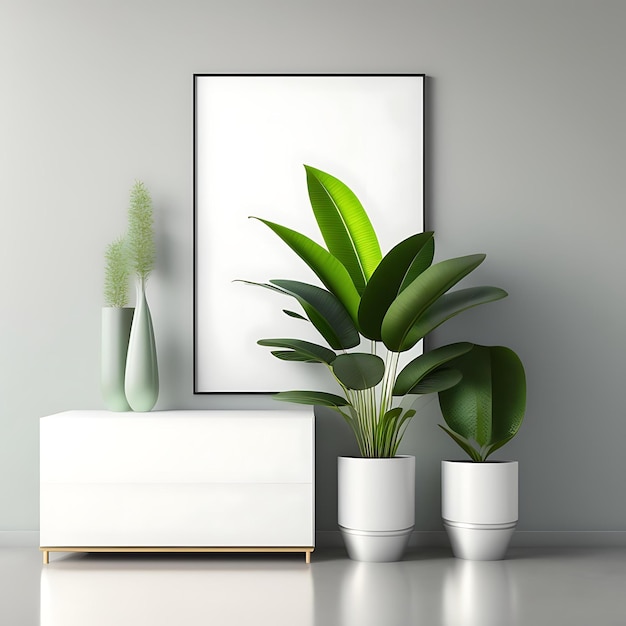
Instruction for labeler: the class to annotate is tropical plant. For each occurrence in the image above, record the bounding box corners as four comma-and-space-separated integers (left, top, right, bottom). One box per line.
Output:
103, 236, 130, 307
438, 344, 526, 462
127, 180, 155, 285
243, 165, 508, 458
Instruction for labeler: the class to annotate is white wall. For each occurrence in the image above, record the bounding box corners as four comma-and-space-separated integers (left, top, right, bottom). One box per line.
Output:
1, 0, 625, 533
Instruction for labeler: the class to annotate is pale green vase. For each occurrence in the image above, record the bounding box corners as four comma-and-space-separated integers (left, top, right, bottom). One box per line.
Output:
101, 306, 134, 411
124, 280, 159, 411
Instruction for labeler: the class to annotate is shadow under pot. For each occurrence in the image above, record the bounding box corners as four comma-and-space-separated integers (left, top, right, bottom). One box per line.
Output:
442, 460, 518, 561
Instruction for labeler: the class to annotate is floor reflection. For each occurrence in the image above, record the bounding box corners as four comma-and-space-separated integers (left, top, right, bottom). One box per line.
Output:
41, 554, 314, 626
32, 547, 626, 626
339, 560, 414, 625
39, 552, 518, 626
442, 559, 518, 626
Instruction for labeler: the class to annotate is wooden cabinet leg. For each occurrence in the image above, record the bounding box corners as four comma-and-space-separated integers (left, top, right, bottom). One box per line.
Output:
42, 550, 49, 565
305, 550, 311, 564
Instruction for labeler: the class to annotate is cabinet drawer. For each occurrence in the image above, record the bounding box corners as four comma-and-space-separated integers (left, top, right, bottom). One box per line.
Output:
40, 482, 314, 547
41, 410, 313, 484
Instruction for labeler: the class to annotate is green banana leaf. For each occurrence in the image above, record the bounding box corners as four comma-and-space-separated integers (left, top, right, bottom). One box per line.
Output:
398, 393, 433, 415
402, 286, 508, 346
305, 165, 382, 294
257, 338, 337, 365
394, 342, 473, 395
331, 353, 385, 390
376, 407, 403, 455
251, 217, 361, 323
241, 279, 353, 347
270, 280, 360, 349
403, 368, 462, 394
438, 344, 526, 461
235, 279, 286, 295
480, 432, 518, 460
381, 254, 486, 352
283, 309, 308, 320
273, 390, 350, 407
438, 424, 482, 462
270, 350, 317, 362
246, 278, 356, 349
358, 232, 435, 340
375, 407, 417, 457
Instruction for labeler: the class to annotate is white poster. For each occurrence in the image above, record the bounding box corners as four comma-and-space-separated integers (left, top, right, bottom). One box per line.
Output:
194, 74, 425, 393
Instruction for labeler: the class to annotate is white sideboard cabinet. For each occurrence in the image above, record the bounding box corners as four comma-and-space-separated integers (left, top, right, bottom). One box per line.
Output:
40, 410, 314, 563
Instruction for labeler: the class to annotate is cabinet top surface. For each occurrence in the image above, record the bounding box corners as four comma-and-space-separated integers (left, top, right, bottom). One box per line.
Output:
41, 409, 314, 421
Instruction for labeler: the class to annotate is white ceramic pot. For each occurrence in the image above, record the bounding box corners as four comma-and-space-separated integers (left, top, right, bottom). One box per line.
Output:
338, 455, 415, 562
442, 460, 518, 561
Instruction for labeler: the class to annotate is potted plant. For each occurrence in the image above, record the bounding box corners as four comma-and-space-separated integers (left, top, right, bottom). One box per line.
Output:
242, 165, 507, 561
438, 344, 527, 560
101, 236, 132, 411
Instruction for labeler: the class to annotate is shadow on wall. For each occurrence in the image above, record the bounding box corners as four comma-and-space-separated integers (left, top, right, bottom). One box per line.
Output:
315, 406, 360, 531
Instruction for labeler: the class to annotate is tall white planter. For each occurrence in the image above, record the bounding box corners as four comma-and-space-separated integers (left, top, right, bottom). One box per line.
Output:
442, 460, 518, 561
338, 455, 415, 562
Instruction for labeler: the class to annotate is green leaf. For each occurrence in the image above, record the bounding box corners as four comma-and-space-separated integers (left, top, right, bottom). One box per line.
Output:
489, 346, 527, 442
400, 236, 436, 291
273, 390, 350, 407
358, 232, 435, 340
238, 279, 360, 349
332, 353, 385, 390
480, 433, 517, 461
283, 309, 308, 320
236, 279, 289, 295
251, 217, 361, 323
398, 394, 432, 414
270, 280, 360, 349
381, 254, 487, 352
377, 407, 403, 456
438, 344, 526, 451
403, 286, 508, 346
257, 338, 337, 365
239, 281, 311, 325
270, 350, 317, 362
393, 342, 473, 395
304, 165, 382, 294
407, 368, 463, 394
438, 424, 482, 462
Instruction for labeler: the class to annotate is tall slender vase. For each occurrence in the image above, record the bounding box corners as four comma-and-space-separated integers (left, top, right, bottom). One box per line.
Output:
101, 306, 134, 411
124, 279, 159, 411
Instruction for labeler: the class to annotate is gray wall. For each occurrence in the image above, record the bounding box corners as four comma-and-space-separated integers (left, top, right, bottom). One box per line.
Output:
1, 0, 625, 533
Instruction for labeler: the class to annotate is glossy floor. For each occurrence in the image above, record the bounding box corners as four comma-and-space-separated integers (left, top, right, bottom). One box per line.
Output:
2, 544, 626, 625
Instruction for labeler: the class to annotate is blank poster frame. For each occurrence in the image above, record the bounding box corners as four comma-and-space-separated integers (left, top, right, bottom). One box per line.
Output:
194, 73, 425, 394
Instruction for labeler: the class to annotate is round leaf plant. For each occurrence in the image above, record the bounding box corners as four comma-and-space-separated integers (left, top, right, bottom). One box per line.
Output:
438, 344, 527, 462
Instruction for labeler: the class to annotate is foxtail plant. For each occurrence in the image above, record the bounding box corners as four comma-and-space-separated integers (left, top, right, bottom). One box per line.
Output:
104, 236, 130, 307
243, 165, 508, 458
127, 181, 155, 289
